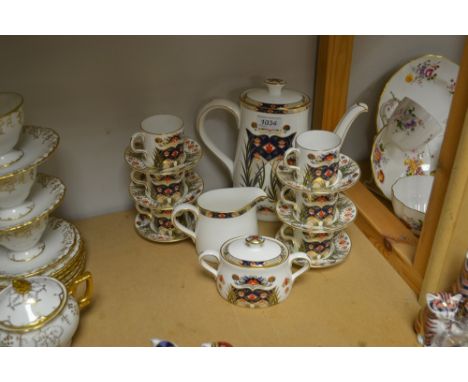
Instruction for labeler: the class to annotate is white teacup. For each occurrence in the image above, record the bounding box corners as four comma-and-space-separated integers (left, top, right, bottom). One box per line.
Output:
391, 175, 433, 236
283, 130, 341, 188
0, 92, 24, 167
0, 214, 48, 262
380, 96, 443, 151
130, 114, 185, 169
0, 167, 37, 221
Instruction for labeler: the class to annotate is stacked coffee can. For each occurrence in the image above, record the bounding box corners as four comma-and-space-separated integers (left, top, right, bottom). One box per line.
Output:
0, 92, 90, 290
274, 130, 360, 268
124, 114, 203, 243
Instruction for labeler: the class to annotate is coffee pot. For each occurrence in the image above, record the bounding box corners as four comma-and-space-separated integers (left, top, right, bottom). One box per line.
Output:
196, 79, 311, 221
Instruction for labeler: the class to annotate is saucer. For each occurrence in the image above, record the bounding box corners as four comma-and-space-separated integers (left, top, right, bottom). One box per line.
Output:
134, 211, 193, 243
276, 193, 357, 233
0, 174, 66, 232
275, 154, 360, 195
0, 217, 76, 278
125, 138, 202, 175
0, 126, 59, 179
129, 171, 204, 210
276, 228, 352, 268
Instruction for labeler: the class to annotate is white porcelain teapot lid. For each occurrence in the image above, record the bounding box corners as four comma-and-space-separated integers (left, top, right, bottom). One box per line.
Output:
240, 79, 310, 114
221, 235, 288, 268
0, 276, 67, 332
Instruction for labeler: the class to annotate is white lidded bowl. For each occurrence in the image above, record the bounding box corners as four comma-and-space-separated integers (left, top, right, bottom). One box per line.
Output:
391, 175, 434, 236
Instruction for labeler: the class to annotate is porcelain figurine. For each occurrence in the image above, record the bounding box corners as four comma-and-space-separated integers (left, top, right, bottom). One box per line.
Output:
198, 234, 310, 308
172, 187, 267, 253
196, 79, 311, 221
0, 273, 93, 346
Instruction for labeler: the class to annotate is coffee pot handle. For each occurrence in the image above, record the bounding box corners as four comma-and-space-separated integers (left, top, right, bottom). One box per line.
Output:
171, 203, 199, 241
196, 99, 241, 180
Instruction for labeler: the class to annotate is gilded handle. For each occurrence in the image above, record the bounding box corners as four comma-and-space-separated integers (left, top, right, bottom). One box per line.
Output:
130, 132, 147, 156
283, 147, 301, 174
68, 271, 94, 310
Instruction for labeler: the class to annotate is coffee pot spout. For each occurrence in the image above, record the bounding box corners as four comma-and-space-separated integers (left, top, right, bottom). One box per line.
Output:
333, 102, 368, 143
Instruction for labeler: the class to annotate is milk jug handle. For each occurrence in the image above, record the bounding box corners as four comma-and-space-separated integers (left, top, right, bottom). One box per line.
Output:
196, 99, 241, 179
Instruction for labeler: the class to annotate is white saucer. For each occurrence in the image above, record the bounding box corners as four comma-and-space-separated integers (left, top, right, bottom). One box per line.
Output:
0, 217, 76, 278
275, 154, 361, 195
129, 171, 203, 210
276, 228, 352, 268
0, 174, 65, 232
0, 126, 59, 179
0, 149, 23, 168
276, 193, 357, 233
125, 138, 202, 175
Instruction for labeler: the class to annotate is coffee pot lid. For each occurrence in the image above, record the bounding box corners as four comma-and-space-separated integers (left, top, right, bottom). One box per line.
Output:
221, 235, 288, 268
0, 276, 67, 332
241, 79, 310, 114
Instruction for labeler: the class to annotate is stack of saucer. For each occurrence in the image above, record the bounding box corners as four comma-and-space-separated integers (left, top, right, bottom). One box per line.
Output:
124, 114, 203, 243
274, 130, 361, 268
0, 93, 86, 290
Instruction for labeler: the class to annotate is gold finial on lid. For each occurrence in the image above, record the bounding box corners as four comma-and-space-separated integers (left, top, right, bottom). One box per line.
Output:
245, 235, 265, 247
12, 279, 32, 294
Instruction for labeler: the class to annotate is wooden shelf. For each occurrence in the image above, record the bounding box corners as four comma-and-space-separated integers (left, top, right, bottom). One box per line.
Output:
71, 210, 420, 346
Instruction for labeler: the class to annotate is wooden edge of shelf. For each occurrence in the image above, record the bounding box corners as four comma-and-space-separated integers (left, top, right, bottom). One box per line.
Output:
345, 182, 422, 293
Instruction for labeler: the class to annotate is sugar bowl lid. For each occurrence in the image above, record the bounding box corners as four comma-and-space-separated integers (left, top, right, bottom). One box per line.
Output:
0, 276, 67, 332
221, 235, 288, 268
240, 79, 311, 114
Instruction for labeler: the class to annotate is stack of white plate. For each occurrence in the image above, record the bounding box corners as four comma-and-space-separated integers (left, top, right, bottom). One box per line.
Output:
0, 93, 87, 290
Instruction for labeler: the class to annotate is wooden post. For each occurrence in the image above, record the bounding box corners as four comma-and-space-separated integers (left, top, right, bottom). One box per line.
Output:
313, 36, 354, 131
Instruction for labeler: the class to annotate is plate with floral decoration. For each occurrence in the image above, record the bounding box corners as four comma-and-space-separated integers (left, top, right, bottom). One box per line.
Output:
275, 153, 360, 194
376, 54, 459, 133
129, 171, 203, 210
125, 138, 202, 175
371, 125, 442, 199
275, 228, 351, 268
276, 194, 357, 233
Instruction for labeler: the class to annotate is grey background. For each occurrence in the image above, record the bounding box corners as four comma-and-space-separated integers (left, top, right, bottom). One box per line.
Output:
0, 36, 464, 219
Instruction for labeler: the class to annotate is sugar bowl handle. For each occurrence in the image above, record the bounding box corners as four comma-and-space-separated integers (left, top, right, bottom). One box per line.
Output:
288, 252, 311, 282
198, 250, 220, 278
171, 203, 199, 241
68, 271, 94, 310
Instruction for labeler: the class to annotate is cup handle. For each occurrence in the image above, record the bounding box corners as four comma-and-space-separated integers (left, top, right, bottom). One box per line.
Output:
68, 271, 94, 310
171, 203, 199, 241
130, 132, 147, 156
135, 203, 153, 219
283, 147, 301, 174
288, 252, 311, 282
198, 250, 220, 278
280, 186, 299, 212
379, 97, 400, 127
279, 224, 295, 243
196, 99, 240, 179
130, 169, 148, 187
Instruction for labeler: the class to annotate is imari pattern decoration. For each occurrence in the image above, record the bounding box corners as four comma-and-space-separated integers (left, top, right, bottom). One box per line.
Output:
227, 275, 280, 308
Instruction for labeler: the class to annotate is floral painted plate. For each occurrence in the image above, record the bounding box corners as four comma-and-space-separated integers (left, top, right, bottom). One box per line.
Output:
376, 54, 459, 132
275, 154, 360, 194
275, 228, 351, 268
125, 138, 202, 175
276, 194, 357, 233
129, 171, 203, 210
371, 126, 442, 200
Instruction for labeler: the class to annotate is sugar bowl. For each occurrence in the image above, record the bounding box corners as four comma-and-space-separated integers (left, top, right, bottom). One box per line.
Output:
198, 234, 310, 308
0, 272, 93, 346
